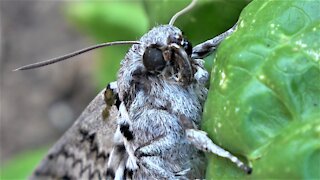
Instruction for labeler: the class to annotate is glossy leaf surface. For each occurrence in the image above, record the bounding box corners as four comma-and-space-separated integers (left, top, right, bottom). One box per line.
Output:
202, 0, 320, 178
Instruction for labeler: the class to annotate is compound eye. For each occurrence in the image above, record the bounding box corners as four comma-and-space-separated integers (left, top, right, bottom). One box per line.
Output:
183, 40, 192, 56
143, 46, 166, 71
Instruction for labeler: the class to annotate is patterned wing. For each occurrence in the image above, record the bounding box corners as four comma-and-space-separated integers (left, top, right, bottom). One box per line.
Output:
30, 87, 118, 180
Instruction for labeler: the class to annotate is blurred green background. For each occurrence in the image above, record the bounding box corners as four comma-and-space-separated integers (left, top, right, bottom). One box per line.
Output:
1, 0, 248, 179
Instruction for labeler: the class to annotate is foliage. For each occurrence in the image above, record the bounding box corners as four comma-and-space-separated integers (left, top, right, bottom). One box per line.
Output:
0, 148, 48, 179
202, 0, 320, 179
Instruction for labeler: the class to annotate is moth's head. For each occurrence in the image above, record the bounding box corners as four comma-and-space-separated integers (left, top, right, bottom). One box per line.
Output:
136, 0, 198, 85
138, 25, 193, 85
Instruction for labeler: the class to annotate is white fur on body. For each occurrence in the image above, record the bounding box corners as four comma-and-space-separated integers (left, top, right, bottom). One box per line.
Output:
112, 25, 209, 179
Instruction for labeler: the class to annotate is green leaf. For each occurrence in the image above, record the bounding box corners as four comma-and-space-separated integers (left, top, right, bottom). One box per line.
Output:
202, 0, 320, 179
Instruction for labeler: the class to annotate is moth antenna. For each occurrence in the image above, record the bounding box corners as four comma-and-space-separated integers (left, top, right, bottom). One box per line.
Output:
13, 41, 141, 71
169, 0, 197, 26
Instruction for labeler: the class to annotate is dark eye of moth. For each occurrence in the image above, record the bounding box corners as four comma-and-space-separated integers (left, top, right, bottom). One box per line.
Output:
183, 39, 192, 56
143, 46, 166, 72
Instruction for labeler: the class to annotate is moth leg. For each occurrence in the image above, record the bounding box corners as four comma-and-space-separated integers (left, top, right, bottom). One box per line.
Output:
114, 154, 128, 180
106, 145, 127, 179
132, 127, 188, 179
130, 110, 180, 158
138, 156, 185, 179
134, 133, 175, 158
106, 126, 127, 180
192, 23, 238, 59
192, 59, 209, 85
118, 103, 139, 172
185, 129, 252, 174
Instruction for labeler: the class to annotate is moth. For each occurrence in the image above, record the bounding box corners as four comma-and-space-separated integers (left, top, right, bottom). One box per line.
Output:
16, 0, 251, 179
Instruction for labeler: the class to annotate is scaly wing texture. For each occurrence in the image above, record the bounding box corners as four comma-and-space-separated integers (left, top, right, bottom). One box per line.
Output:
30, 89, 118, 180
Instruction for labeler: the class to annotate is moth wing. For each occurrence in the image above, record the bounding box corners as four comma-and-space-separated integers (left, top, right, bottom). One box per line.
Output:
30, 88, 118, 180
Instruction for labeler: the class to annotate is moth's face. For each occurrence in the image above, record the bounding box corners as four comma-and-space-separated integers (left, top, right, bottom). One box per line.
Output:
141, 25, 193, 85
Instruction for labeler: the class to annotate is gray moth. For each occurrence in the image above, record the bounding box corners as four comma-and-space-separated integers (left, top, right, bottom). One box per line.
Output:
16, 0, 251, 179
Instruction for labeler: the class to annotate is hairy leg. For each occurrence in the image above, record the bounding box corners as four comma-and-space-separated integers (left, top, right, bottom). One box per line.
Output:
192, 23, 238, 59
